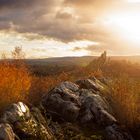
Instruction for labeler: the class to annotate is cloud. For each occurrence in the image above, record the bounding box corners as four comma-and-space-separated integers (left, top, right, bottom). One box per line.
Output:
56, 10, 73, 19
72, 38, 140, 55
0, 0, 54, 10
0, 0, 126, 40
0, 0, 140, 55
0, 0, 80, 42
0, 0, 118, 42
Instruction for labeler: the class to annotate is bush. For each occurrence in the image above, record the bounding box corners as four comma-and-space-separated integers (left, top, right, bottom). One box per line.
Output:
0, 61, 31, 111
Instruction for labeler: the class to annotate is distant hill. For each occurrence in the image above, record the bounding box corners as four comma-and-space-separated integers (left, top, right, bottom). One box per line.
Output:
1, 55, 140, 67
25, 55, 140, 67
25, 56, 97, 67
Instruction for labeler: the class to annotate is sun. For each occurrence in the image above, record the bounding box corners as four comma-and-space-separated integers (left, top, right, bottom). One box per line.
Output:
108, 12, 140, 44
127, 0, 140, 3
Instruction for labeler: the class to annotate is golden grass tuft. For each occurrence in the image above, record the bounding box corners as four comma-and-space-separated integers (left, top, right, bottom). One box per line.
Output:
109, 75, 140, 129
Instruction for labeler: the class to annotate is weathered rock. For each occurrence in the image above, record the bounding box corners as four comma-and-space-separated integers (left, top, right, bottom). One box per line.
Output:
1, 102, 30, 124
0, 123, 15, 140
42, 81, 81, 122
76, 78, 105, 92
106, 124, 134, 140
98, 77, 111, 86
42, 78, 134, 140
79, 89, 117, 126
43, 80, 116, 126
1, 102, 54, 140
53, 81, 79, 93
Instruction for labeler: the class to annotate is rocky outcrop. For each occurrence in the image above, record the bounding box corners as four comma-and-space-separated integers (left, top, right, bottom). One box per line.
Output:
42, 78, 115, 126
0, 77, 134, 140
42, 77, 134, 140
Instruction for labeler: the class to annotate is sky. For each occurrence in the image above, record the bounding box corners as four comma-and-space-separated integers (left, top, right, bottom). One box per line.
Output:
0, 0, 140, 58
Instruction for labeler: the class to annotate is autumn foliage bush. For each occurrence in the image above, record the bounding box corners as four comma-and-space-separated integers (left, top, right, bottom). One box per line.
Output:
0, 61, 31, 111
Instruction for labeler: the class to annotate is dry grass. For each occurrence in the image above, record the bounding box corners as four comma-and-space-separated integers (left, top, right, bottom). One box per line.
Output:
29, 72, 77, 104
29, 65, 140, 134
0, 61, 31, 111
109, 75, 140, 129
0, 57, 139, 137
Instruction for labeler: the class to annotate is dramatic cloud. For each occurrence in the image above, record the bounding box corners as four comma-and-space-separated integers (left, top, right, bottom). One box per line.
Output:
0, 0, 123, 41
0, 0, 140, 57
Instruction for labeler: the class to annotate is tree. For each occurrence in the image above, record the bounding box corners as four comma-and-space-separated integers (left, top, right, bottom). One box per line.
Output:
98, 51, 107, 67
87, 51, 107, 71
12, 46, 25, 59
1, 52, 7, 60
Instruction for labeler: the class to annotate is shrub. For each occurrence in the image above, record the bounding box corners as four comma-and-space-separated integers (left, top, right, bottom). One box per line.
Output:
0, 61, 31, 111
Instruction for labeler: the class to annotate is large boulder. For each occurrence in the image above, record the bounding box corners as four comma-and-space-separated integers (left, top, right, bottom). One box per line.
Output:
42, 82, 81, 122
0, 102, 54, 140
0, 123, 15, 140
42, 79, 115, 126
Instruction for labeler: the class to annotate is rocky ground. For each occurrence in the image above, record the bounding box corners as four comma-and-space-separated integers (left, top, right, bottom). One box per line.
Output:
0, 77, 135, 140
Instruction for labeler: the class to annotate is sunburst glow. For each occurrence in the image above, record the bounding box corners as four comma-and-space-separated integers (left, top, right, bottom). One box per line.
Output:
108, 12, 140, 44
127, 0, 140, 3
